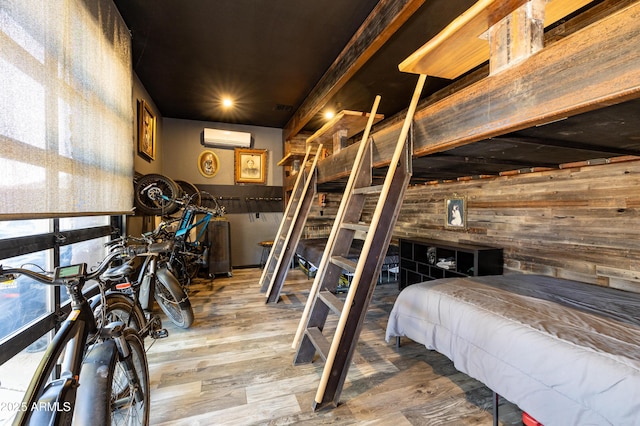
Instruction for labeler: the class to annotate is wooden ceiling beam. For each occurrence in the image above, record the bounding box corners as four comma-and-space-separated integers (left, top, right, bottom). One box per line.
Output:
282, 0, 427, 142
412, 0, 640, 157
492, 135, 640, 157
314, 1, 640, 183
424, 152, 558, 169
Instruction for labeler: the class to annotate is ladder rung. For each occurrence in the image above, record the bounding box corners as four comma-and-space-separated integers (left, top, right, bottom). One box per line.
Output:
341, 222, 369, 233
353, 184, 384, 195
318, 290, 344, 315
305, 327, 330, 361
331, 256, 357, 273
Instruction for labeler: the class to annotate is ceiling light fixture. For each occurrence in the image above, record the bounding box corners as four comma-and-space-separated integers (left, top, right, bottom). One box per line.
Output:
222, 98, 233, 108
324, 111, 335, 120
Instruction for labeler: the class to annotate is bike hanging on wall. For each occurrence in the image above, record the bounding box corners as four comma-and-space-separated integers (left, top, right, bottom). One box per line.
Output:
132, 174, 226, 327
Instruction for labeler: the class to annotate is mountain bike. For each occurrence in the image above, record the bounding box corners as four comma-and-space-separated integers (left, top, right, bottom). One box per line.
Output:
0, 251, 149, 425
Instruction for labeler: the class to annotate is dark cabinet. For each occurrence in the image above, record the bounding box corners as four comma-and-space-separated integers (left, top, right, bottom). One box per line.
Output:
208, 220, 232, 276
399, 238, 502, 289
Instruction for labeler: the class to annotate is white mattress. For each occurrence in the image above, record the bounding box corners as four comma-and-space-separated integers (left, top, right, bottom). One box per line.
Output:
385, 274, 640, 425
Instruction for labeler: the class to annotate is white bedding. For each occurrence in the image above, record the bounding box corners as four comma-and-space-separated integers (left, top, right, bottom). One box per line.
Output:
385, 274, 640, 425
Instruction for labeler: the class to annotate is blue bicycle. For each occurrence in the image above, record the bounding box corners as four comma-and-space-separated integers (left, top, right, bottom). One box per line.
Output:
135, 174, 225, 287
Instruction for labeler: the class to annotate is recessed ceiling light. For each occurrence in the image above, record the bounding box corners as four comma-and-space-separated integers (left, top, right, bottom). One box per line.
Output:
222, 98, 233, 108
324, 111, 334, 120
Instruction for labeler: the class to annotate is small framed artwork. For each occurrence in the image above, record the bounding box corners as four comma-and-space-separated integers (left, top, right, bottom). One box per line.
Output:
445, 197, 466, 230
198, 150, 220, 178
234, 148, 267, 184
137, 99, 156, 161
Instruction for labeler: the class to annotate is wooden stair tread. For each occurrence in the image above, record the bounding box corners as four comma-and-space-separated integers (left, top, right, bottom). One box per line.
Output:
353, 185, 384, 195
341, 222, 369, 233
330, 256, 357, 273
318, 291, 345, 315
399, 0, 594, 79
305, 327, 330, 361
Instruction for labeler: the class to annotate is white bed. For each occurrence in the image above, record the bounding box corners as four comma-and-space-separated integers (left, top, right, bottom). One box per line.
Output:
385, 274, 640, 425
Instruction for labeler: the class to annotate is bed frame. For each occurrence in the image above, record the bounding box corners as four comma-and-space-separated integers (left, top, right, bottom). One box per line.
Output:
386, 274, 640, 425
295, 237, 399, 284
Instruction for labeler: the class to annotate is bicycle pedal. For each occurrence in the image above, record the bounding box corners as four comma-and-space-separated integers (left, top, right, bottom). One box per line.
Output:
151, 328, 169, 339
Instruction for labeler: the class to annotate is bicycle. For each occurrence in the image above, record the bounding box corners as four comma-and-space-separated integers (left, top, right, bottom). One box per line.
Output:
150, 194, 225, 287
0, 252, 149, 426
134, 173, 225, 287
104, 235, 194, 329
95, 242, 168, 340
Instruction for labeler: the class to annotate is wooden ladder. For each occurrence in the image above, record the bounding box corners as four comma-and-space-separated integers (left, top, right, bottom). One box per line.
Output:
292, 75, 426, 411
259, 144, 323, 304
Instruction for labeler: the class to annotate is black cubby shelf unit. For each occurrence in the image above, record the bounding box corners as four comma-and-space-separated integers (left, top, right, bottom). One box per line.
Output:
399, 238, 503, 289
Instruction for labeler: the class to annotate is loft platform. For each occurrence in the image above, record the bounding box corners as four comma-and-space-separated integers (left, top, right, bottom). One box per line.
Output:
306, 110, 383, 153
398, 0, 594, 79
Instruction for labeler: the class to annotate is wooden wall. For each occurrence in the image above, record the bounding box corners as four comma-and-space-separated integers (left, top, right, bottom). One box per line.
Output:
376, 159, 640, 292
306, 158, 640, 292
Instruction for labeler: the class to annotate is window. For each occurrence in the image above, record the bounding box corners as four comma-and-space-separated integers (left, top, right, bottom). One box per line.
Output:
0, 0, 134, 219
0, 250, 50, 342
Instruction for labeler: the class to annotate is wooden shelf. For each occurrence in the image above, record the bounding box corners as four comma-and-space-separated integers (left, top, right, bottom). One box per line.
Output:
306, 110, 383, 148
399, 238, 503, 289
277, 152, 307, 167
398, 0, 594, 79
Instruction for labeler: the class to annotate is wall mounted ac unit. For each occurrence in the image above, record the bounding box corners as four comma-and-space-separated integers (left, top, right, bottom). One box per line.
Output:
202, 128, 251, 148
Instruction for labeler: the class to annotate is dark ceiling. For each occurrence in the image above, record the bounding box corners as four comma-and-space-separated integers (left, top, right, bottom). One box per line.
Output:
112, 0, 476, 132
114, 0, 640, 181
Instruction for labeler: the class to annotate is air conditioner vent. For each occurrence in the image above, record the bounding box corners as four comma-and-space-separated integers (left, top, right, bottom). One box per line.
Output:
202, 128, 251, 148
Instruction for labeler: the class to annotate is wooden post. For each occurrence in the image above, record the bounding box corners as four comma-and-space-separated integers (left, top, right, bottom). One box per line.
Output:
332, 129, 348, 154
489, 0, 546, 75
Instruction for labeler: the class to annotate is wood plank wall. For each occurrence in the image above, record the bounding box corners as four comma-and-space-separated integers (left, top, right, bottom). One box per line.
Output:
395, 160, 640, 292
309, 159, 640, 293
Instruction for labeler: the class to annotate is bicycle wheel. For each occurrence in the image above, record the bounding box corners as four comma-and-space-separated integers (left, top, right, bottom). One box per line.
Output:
134, 173, 181, 216
154, 265, 194, 328
76, 329, 149, 426
175, 179, 202, 206
94, 293, 146, 337
169, 251, 201, 288
111, 328, 150, 425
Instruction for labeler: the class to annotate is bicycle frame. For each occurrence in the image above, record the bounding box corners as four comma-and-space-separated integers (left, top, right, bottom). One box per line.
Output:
1, 254, 146, 426
174, 205, 213, 243
17, 279, 96, 425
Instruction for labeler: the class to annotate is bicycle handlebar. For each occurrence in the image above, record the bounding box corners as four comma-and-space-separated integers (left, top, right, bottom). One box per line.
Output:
0, 248, 129, 286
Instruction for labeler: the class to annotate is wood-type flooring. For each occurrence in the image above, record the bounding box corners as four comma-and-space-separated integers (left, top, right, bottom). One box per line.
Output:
146, 267, 523, 425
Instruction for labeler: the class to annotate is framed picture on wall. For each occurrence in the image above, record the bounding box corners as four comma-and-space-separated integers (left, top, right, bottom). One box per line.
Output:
198, 150, 220, 178
444, 196, 466, 230
234, 148, 267, 184
137, 99, 156, 161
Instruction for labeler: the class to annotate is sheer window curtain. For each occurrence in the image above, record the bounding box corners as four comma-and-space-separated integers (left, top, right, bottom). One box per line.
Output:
0, 0, 134, 219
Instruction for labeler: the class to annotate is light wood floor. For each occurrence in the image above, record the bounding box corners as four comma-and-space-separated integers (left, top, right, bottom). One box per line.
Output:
146, 267, 523, 425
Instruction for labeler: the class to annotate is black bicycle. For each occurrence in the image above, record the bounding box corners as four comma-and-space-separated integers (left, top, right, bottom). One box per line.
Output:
0, 251, 149, 426
104, 235, 194, 329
